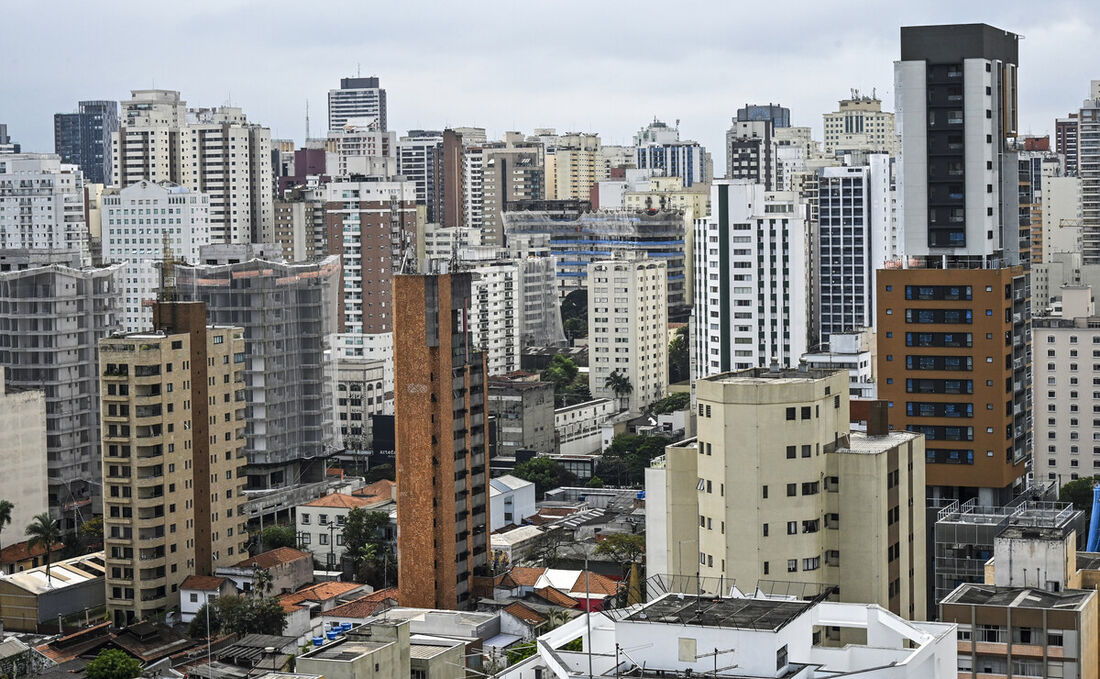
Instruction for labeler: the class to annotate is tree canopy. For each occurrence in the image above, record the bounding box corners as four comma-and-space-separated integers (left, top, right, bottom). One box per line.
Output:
594, 533, 645, 572
513, 457, 577, 499
215, 595, 287, 637
86, 649, 141, 679
1060, 476, 1100, 511
541, 354, 591, 408
560, 289, 588, 340
647, 392, 690, 416
595, 433, 671, 487
342, 508, 395, 588
261, 525, 297, 550
668, 325, 689, 384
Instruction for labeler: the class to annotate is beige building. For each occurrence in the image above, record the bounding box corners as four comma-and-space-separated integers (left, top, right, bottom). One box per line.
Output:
822, 93, 898, 155
0, 366, 48, 550
297, 619, 464, 679
100, 301, 247, 626
648, 368, 926, 619
587, 258, 668, 413
112, 90, 273, 245
622, 175, 707, 302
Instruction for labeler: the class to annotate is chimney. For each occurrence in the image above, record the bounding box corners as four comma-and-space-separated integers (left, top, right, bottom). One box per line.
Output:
867, 400, 889, 436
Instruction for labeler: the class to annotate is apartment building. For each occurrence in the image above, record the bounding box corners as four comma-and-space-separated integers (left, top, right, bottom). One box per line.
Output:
54, 100, 119, 185
332, 354, 387, 452
100, 301, 246, 627
1056, 113, 1079, 176
481, 133, 544, 245
488, 375, 555, 458
725, 120, 775, 188
101, 181, 211, 332
693, 181, 810, 374
1033, 285, 1100, 485
111, 90, 273, 245
633, 119, 709, 187
394, 273, 489, 610
327, 117, 396, 177
0, 259, 122, 529
648, 369, 926, 619
323, 177, 417, 334
822, 93, 898, 155
588, 258, 668, 414
174, 254, 341, 492
273, 186, 328, 263
0, 154, 90, 264
1079, 81, 1100, 263
328, 77, 387, 132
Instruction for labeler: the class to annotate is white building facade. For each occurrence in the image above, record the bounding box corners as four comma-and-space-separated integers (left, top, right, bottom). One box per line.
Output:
0, 154, 90, 264
588, 258, 668, 413
101, 181, 210, 331
694, 181, 809, 376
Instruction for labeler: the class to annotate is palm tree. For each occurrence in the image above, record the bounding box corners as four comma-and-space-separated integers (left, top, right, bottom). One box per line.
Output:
604, 370, 633, 411
0, 501, 14, 549
24, 513, 61, 585
252, 565, 273, 598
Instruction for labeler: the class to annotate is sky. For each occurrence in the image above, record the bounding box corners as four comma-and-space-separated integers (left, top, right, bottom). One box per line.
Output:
2, 0, 1098, 161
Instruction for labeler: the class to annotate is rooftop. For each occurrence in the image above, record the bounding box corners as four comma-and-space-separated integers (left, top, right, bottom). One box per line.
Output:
301, 638, 391, 661
181, 575, 229, 592
836, 430, 921, 455
0, 551, 105, 595
703, 366, 842, 384
228, 547, 310, 570
301, 493, 377, 509
625, 594, 811, 632
942, 584, 1094, 611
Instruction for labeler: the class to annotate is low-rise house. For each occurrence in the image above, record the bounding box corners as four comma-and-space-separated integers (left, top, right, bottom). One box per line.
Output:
215, 548, 313, 596
490, 525, 544, 567
296, 494, 383, 569
0, 551, 105, 632
0, 540, 65, 575
554, 398, 615, 456
180, 575, 237, 624
495, 567, 619, 611
278, 581, 368, 616
499, 602, 547, 641
488, 475, 536, 531
316, 588, 400, 630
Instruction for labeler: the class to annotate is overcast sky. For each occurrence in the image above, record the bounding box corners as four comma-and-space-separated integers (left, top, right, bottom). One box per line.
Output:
2, 0, 1097, 161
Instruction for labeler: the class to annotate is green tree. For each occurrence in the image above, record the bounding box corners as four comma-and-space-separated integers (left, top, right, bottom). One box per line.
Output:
668, 326, 689, 384
604, 370, 633, 411
364, 464, 395, 484
542, 354, 578, 393
586, 476, 604, 488
261, 525, 297, 550
0, 501, 13, 548
24, 513, 62, 583
594, 534, 645, 575
1060, 476, 1100, 510
342, 509, 394, 587
342, 509, 389, 555
252, 567, 273, 598
215, 595, 287, 637
560, 289, 588, 340
596, 433, 671, 487
525, 528, 566, 567
647, 392, 690, 416
85, 649, 141, 679
512, 457, 577, 499
188, 601, 224, 639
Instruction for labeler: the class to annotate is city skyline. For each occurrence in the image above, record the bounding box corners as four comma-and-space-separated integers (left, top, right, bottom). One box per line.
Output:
3, 1, 1098, 159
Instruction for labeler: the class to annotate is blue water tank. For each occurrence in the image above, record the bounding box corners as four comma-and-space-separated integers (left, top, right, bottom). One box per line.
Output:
326, 630, 339, 640
312, 637, 324, 647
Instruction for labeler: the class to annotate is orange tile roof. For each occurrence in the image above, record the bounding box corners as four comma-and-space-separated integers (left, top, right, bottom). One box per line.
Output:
352, 480, 396, 503
180, 575, 228, 591
572, 571, 619, 596
280, 599, 305, 613
0, 540, 64, 563
281, 581, 362, 605
323, 589, 400, 619
503, 602, 547, 626
503, 566, 545, 588
534, 586, 578, 608
230, 547, 310, 569
301, 493, 376, 509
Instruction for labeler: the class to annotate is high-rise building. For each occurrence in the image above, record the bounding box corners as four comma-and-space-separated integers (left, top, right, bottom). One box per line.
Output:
1033, 285, 1100, 486
100, 300, 247, 627
394, 273, 488, 610
0, 366, 48, 550
0, 124, 19, 154
725, 121, 775, 188
502, 204, 688, 313
323, 177, 418, 334
101, 181, 211, 331
816, 157, 893, 344
54, 100, 119, 185
327, 117, 396, 177
736, 103, 790, 128
647, 369, 926, 619
0, 154, 91, 265
111, 90, 274, 245
587, 257, 668, 413
481, 133, 545, 245
328, 77, 387, 132
551, 133, 604, 201
0, 258, 122, 529
878, 24, 1029, 504
1077, 81, 1100, 263
174, 253, 341, 493
894, 24, 1020, 261
397, 131, 443, 220
693, 182, 810, 374
1055, 113, 1079, 176
822, 93, 898, 155
633, 120, 709, 187
273, 186, 329, 263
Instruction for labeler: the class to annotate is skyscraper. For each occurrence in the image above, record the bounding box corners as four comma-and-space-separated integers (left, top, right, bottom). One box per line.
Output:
100, 300, 247, 627
1077, 81, 1100, 263
0, 154, 91, 264
328, 77, 387, 132
878, 24, 1029, 505
725, 120, 775, 188
736, 103, 790, 128
1055, 113, 1079, 176
394, 273, 488, 610
54, 100, 119, 185
822, 93, 898, 155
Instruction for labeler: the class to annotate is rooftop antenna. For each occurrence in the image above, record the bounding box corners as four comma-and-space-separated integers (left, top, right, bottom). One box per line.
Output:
305, 100, 311, 141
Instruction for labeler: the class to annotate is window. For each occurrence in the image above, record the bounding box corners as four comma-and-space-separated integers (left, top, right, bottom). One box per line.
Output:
300, 513, 310, 525
319, 533, 329, 545
785, 407, 795, 420
786, 483, 796, 496
787, 560, 797, 573
787, 521, 797, 535
786, 445, 796, 459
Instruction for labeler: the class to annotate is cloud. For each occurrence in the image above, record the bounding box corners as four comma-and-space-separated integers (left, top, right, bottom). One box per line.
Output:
1, 0, 1096, 162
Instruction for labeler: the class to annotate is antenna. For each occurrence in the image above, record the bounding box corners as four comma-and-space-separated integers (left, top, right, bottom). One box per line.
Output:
305, 100, 311, 141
